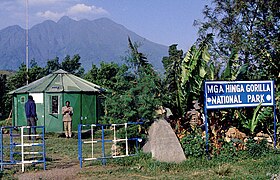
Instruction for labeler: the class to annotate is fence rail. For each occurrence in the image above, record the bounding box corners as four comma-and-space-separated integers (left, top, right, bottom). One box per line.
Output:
0, 126, 46, 172
78, 122, 143, 168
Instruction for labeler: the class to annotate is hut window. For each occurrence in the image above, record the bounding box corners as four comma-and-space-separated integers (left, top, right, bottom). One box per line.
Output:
51, 96, 59, 114
20, 96, 25, 103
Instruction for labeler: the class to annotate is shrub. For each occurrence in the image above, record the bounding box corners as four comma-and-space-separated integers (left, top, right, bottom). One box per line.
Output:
180, 127, 206, 158
0, 118, 12, 127
246, 138, 270, 158
213, 141, 239, 162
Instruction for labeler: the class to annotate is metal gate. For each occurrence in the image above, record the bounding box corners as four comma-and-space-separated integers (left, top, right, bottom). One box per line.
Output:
0, 126, 46, 172
78, 122, 142, 168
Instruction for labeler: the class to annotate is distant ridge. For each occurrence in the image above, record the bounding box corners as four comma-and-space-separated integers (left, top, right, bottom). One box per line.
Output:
0, 16, 168, 71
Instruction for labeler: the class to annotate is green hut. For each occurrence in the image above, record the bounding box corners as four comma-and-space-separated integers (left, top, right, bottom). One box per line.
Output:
8, 69, 105, 132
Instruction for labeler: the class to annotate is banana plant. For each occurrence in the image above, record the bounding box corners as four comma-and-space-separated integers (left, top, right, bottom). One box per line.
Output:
239, 103, 262, 135
220, 48, 248, 81
179, 34, 212, 115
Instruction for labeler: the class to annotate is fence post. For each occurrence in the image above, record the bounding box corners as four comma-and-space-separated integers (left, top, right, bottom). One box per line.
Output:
273, 80, 277, 149
101, 125, 106, 166
9, 127, 14, 163
78, 124, 83, 168
125, 123, 128, 156
42, 126, 46, 170
0, 127, 3, 171
21, 127, 25, 172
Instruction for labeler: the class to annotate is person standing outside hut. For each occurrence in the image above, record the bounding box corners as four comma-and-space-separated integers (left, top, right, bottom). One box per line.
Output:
62, 101, 73, 138
25, 95, 37, 139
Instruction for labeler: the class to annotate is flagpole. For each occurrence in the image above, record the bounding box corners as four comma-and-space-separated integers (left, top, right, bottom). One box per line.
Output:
25, 0, 29, 85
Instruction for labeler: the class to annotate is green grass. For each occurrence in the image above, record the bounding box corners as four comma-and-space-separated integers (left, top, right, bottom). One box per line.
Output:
76, 152, 280, 179
75, 142, 280, 179
0, 132, 279, 179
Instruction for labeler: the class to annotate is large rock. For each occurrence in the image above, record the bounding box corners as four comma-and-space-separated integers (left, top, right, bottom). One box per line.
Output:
143, 119, 186, 163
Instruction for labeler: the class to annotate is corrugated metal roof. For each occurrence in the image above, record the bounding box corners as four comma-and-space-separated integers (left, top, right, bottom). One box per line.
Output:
8, 69, 105, 94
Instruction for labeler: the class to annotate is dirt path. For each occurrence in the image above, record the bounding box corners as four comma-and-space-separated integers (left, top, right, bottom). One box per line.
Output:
16, 164, 81, 180
14, 160, 121, 180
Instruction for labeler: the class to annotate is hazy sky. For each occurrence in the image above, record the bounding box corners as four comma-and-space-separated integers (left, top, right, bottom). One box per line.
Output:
0, 0, 210, 50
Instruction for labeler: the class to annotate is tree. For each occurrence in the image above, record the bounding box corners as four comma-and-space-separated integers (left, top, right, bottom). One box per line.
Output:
162, 44, 184, 117
0, 74, 7, 118
162, 35, 212, 117
86, 38, 162, 125
61, 54, 85, 76
195, 0, 280, 141
195, 0, 279, 81
28, 59, 45, 83
85, 62, 130, 93
44, 54, 84, 76
44, 57, 61, 75
125, 37, 162, 121
7, 64, 29, 91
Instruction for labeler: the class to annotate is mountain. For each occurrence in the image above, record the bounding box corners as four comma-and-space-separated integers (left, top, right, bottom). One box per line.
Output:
0, 16, 168, 71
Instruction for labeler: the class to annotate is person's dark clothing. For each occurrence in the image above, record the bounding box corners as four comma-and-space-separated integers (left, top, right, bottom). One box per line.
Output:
25, 99, 37, 118
25, 99, 37, 138
27, 117, 36, 138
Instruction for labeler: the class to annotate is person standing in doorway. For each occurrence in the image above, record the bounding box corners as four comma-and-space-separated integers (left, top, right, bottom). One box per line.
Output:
25, 95, 37, 139
62, 101, 73, 138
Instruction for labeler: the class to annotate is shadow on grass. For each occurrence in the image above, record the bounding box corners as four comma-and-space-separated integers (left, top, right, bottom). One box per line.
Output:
45, 157, 60, 162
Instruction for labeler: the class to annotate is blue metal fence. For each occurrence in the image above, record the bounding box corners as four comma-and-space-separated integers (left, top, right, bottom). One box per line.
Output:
78, 122, 143, 168
0, 126, 46, 172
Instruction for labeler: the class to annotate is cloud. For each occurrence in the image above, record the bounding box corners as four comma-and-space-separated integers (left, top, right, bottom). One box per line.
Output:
28, 0, 66, 6
0, 0, 18, 11
5, 0, 67, 7
67, 4, 108, 15
36, 10, 65, 20
36, 3, 108, 21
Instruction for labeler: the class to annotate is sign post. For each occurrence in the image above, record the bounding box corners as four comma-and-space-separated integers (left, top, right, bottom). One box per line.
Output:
204, 80, 276, 150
